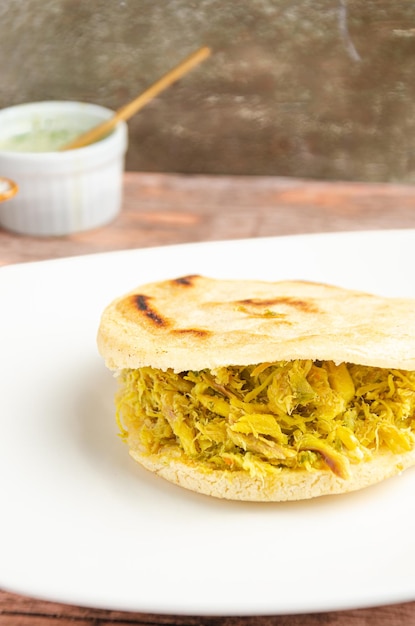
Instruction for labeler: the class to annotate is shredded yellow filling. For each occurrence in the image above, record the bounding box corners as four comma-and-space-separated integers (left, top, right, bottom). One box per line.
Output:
115, 360, 415, 479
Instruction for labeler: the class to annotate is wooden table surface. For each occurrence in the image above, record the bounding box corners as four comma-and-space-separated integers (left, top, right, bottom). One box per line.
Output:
1, 172, 415, 626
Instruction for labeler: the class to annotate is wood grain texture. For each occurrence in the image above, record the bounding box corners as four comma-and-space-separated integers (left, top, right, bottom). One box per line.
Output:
1, 172, 415, 625
1, 172, 415, 266
2, 590, 415, 625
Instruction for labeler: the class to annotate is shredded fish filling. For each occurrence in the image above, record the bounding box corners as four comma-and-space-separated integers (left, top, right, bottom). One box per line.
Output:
115, 360, 415, 479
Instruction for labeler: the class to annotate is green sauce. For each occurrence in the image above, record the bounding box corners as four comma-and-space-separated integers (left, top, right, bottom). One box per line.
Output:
0, 128, 80, 153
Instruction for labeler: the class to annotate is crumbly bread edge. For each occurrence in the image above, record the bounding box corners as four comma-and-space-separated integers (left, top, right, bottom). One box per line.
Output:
129, 446, 415, 502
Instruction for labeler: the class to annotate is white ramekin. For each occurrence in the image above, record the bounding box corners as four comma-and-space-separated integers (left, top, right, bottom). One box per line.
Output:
0, 101, 128, 236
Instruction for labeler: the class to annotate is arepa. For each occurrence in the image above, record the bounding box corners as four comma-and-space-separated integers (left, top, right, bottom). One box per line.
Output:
97, 275, 415, 501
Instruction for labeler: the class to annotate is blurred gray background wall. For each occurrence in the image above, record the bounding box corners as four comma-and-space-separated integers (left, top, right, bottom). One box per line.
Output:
1, 0, 415, 182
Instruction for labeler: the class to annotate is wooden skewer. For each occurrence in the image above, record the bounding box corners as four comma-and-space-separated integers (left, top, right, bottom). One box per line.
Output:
60, 46, 211, 151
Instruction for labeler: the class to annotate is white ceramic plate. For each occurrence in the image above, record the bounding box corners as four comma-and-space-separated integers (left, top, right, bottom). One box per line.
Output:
2, 229, 415, 616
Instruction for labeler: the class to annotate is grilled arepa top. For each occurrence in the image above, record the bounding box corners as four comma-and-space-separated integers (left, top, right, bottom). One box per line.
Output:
97, 275, 415, 372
